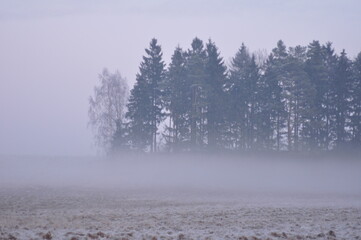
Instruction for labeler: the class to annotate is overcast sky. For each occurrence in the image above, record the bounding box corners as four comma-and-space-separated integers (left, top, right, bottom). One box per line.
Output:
0, 0, 360, 156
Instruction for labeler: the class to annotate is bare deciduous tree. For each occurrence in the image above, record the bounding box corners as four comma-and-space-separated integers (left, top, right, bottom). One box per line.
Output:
88, 68, 129, 153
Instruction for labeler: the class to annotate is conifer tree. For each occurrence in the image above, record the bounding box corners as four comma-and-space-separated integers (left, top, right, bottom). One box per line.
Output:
205, 40, 227, 150
321, 42, 338, 149
126, 38, 166, 152
255, 65, 272, 150
227, 43, 259, 150
163, 47, 189, 151
262, 40, 288, 151
334, 50, 352, 149
350, 52, 361, 147
117, 37, 360, 153
246, 55, 260, 150
304, 40, 328, 151
126, 72, 152, 151
185, 38, 207, 151
286, 46, 314, 151
227, 43, 251, 150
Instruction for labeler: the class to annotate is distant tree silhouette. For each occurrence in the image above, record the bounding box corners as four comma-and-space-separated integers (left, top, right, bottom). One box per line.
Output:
91, 38, 361, 154
88, 69, 129, 153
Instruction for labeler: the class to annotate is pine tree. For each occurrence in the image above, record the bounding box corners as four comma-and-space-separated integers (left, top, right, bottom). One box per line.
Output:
121, 38, 359, 153
185, 38, 207, 151
246, 55, 260, 150
255, 65, 272, 150
227, 43, 250, 150
126, 38, 166, 152
262, 40, 288, 151
286, 46, 314, 151
163, 46, 190, 151
350, 52, 361, 148
126, 73, 152, 151
227, 43, 259, 150
304, 40, 328, 151
204, 39, 227, 150
321, 42, 338, 149
334, 50, 352, 149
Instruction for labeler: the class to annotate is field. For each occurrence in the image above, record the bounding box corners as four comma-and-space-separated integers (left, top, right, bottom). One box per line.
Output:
1, 155, 360, 240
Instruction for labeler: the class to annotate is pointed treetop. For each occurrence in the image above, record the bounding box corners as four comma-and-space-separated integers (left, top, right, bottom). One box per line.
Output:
323, 42, 334, 52
272, 40, 287, 59
191, 37, 204, 52
144, 38, 163, 58
231, 43, 251, 69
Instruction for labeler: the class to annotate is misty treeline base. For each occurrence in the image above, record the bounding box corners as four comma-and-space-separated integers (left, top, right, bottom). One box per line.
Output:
89, 38, 361, 154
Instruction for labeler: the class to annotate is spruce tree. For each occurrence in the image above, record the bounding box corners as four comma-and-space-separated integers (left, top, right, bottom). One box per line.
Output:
121, 37, 358, 153
126, 38, 166, 152
227, 43, 259, 150
350, 52, 361, 148
227, 43, 251, 150
262, 40, 287, 151
126, 73, 152, 151
185, 38, 207, 151
321, 42, 338, 149
286, 45, 314, 151
255, 65, 273, 150
163, 46, 190, 151
304, 40, 328, 151
205, 39, 227, 150
334, 50, 352, 149
246, 55, 260, 150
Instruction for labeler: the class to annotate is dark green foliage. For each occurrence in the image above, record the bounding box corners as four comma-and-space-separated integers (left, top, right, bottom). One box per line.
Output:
350, 53, 361, 147
261, 41, 288, 151
304, 41, 328, 151
227, 43, 254, 150
162, 47, 190, 151
321, 42, 338, 149
285, 46, 314, 152
204, 40, 227, 150
126, 72, 153, 150
334, 50, 352, 149
186, 38, 208, 151
126, 38, 166, 152
105, 38, 361, 154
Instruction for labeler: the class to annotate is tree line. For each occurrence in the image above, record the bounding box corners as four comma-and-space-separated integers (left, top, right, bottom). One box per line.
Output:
89, 38, 361, 154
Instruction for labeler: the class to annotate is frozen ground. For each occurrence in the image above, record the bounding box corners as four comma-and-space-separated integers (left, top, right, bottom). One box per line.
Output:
0, 155, 361, 240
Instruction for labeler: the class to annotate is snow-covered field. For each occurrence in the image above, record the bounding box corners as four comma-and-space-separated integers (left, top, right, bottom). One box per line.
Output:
1, 155, 361, 240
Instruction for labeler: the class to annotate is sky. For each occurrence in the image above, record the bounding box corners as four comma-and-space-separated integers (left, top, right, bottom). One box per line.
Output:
0, 0, 360, 156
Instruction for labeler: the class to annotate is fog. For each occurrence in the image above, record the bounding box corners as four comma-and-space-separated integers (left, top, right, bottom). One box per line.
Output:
2, 2, 361, 239
1, 155, 360, 197
1, 0, 361, 156
1, 0, 360, 203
